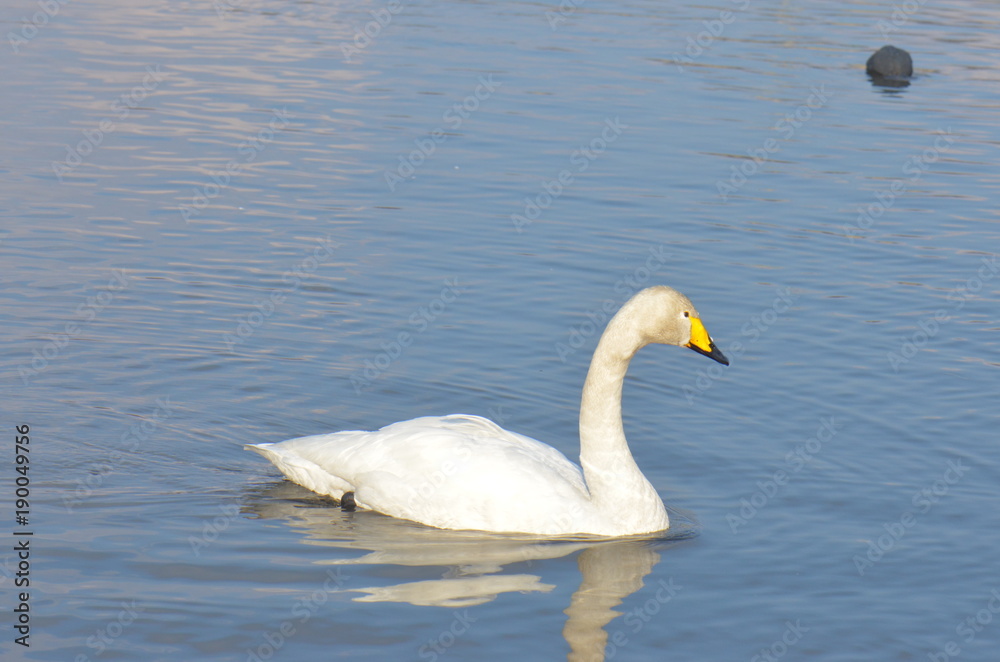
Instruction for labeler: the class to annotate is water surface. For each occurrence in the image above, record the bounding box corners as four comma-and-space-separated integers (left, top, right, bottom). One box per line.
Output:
2, 0, 999, 660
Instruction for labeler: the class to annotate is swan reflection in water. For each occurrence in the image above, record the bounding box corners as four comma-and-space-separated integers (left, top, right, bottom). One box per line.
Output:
243, 481, 696, 661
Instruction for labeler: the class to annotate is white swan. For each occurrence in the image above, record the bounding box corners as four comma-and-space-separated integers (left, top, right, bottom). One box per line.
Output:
246, 286, 728, 536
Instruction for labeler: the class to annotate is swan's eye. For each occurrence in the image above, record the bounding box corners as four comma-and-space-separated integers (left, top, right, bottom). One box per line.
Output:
683, 311, 690, 318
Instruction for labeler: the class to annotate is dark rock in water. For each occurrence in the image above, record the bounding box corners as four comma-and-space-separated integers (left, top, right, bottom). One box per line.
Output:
867, 45, 913, 81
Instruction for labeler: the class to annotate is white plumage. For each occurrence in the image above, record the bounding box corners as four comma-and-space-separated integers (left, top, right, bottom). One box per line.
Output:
247, 286, 729, 536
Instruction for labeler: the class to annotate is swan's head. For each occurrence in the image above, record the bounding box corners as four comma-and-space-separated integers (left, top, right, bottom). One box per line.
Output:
631, 286, 729, 365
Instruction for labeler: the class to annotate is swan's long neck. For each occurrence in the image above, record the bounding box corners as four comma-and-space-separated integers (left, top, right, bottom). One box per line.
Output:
578, 310, 667, 526
578, 322, 635, 473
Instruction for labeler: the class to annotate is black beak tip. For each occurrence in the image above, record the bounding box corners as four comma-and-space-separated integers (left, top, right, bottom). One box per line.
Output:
689, 342, 729, 366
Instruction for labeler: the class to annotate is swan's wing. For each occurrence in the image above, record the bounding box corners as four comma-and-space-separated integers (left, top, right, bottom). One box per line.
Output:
247, 414, 592, 533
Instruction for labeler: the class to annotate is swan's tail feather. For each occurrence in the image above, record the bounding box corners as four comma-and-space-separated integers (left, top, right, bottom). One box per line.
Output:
245, 442, 354, 500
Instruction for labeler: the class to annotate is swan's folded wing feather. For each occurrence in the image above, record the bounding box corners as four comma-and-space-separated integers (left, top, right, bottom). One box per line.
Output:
251, 414, 594, 533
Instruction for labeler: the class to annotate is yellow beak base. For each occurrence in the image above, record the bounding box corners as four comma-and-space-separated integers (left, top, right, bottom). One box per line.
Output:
686, 316, 729, 365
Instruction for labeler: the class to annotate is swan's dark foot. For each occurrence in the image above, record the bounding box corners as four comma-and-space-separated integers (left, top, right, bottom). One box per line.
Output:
341, 491, 356, 512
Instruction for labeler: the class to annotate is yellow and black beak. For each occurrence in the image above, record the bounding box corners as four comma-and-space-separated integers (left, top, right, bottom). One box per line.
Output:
686, 316, 729, 365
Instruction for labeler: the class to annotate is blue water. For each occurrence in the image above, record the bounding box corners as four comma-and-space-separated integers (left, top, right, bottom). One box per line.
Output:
2, 0, 999, 660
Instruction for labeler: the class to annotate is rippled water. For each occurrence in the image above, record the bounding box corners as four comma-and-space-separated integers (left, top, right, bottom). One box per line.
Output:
2, 0, 999, 660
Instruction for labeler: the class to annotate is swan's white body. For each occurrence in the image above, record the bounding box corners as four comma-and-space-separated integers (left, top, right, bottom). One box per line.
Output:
247, 286, 728, 536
